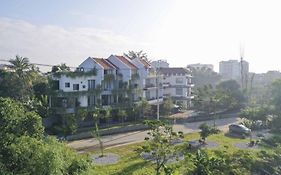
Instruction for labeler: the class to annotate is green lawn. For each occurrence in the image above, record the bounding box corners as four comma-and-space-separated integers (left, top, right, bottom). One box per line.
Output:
86, 132, 266, 175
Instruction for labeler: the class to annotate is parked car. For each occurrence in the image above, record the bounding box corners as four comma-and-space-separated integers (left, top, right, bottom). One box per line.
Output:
229, 124, 251, 135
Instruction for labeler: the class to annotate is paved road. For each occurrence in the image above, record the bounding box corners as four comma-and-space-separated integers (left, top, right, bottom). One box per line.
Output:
68, 117, 240, 152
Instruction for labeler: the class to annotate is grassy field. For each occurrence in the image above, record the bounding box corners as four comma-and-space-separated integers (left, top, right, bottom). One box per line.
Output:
83, 131, 266, 175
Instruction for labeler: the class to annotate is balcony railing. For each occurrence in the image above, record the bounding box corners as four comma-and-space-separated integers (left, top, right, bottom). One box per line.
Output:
145, 83, 157, 88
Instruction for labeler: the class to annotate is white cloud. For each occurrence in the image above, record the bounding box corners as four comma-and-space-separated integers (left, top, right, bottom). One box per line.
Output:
0, 17, 144, 71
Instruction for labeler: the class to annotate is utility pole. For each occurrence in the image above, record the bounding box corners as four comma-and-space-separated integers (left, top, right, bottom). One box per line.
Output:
156, 60, 160, 121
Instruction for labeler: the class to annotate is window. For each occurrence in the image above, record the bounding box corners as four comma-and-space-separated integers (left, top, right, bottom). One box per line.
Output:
73, 84, 79, 91
176, 88, 183, 95
65, 82, 70, 88
88, 80, 95, 90
176, 78, 183, 84
87, 96, 95, 106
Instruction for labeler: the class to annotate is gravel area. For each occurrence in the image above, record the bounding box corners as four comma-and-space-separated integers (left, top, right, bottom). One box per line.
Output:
140, 151, 184, 163
234, 142, 260, 149
188, 140, 219, 149
92, 153, 120, 165
201, 141, 219, 149
171, 138, 184, 145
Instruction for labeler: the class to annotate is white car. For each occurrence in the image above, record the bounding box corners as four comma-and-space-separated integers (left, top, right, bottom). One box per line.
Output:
229, 124, 251, 135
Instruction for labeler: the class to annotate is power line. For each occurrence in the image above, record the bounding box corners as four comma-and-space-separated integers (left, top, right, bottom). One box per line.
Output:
0, 59, 153, 71
0, 59, 77, 69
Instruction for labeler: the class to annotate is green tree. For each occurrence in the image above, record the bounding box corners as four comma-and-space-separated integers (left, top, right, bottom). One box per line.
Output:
9, 55, 31, 78
239, 105, 272, 122
0, 97, 91, 174
117, 109, 127, 125
161, 97, 173, 116
0, 56, 44, 102
188, 67, 221, 89
216, 80, 245, 108
188, 150, 225, 175
92, 107, 111, 157
271, 79, 281, 114
199, 123, 220, 140
51, 63, 71, 73
141, 120, 183, 175
0, 97, 44, 143
186, 149, 255, 175
124, 50, 150, 62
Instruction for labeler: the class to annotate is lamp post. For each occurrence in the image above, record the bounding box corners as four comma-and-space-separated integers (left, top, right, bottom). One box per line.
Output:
156, 74, 160, 121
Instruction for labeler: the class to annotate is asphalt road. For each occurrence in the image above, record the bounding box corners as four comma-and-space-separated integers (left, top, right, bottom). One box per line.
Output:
68, 116, 240, 152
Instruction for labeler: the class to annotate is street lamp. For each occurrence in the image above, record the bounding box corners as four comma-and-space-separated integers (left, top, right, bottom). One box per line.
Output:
156, 74, 160, 121
156, 60, 161, 121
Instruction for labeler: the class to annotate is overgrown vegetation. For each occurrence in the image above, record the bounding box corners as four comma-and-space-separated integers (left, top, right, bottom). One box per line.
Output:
0, 97, 91, 175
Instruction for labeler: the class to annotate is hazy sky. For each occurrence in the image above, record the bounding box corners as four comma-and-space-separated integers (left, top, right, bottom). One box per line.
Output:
0, 0, 281, 73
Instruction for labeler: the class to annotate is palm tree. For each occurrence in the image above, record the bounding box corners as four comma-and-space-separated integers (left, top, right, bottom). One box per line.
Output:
9, 55, 31, 78
124, 50, 150, 62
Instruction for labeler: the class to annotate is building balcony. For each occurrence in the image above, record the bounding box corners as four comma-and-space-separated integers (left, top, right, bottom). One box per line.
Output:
145, 83, 157, 89
171, 96, 194, 101
147, 97, 163, 105
164, 84, 194, 88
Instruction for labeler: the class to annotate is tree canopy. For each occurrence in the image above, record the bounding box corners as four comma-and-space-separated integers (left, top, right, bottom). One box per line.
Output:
0, 97, 91, 175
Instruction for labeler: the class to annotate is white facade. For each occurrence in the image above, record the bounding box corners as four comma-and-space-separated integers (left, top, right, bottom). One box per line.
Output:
159, 68, 194, 108
51, 55, 164, 112
219, 60, 249, 80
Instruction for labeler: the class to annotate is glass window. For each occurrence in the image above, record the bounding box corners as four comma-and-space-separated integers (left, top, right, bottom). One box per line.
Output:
88, 80, 95, 90
87, 95, 95, 106
65, 82, 70, 88
73, 84, 79, 91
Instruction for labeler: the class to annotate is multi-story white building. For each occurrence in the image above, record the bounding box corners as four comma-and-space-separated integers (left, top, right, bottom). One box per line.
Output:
219, 60, 249, 80
50, 55, 163, 113
187, 63, 214, 71
158, 67, 194, 108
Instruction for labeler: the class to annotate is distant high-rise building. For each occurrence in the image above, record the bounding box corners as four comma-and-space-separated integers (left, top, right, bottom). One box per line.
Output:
219, 60, 249, 80
150, 60, 169, 69
187, 63, 214, 71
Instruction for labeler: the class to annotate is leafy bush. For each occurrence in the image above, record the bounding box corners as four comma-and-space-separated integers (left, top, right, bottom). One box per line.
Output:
263, 135, 281, 147
199, 123, 220, 139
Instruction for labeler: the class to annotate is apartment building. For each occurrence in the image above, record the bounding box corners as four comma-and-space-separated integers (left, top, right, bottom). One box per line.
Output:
219, 60, 249, 80
158, 67, 194, 108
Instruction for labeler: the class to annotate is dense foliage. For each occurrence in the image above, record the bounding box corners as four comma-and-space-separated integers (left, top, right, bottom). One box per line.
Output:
0, 98, 91, 175
193, 80, 245, 115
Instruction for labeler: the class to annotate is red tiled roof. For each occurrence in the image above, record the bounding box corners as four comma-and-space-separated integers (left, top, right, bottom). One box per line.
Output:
93, 58, 114, 70
115, 56, 137, 70
139, 59, 150, 69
